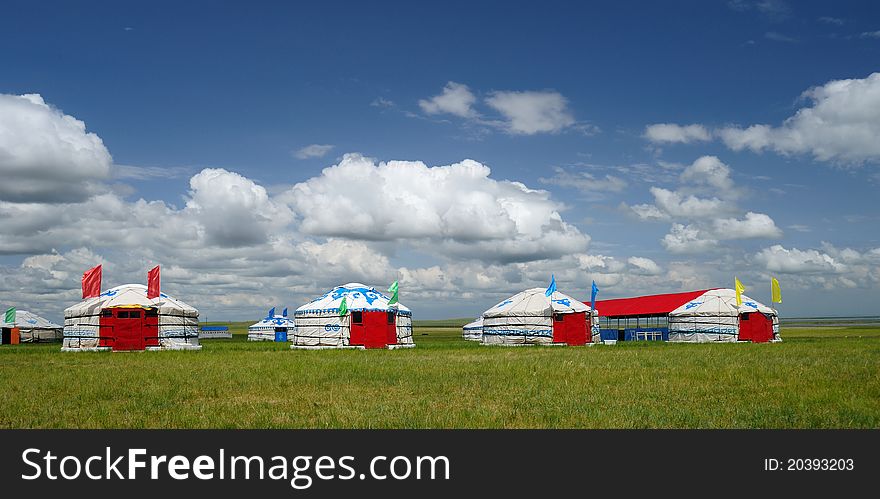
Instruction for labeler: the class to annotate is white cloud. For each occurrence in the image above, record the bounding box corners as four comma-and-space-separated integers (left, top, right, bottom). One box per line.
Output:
818, 16, 844, 26
484, 90, 575, 135
630, 203, 670, 221
627, 156, 782, 253
649, 187, 730, 219
286, 154, 590, 263
679, 155, 736, 192
859, 31, 880, 39
754, 244, 849, 274
662, 223, 718, 254
711, 212, 783, 239
185, 168, 295, 247
418, 82, 477, 118
627, 256, 663, 275
0, 93, 112, 203
643, 123, 712, 144
538, 167, 627, 195
294, 144, 335, 159
717, 72, 880, 163
370, 97, 395, 108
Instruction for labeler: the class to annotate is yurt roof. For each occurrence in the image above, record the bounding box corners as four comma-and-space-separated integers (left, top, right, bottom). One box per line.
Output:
462, 317, 483, 330
64, 284, 198, 318
1, 310, 62, 330
482, 288, 590, 318
295, 282, 412, 316
249, 314, 295, 329
668, 288, 776, 317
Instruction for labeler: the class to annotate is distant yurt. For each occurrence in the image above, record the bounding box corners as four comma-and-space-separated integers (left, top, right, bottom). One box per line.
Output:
248, 308, 295, 341
292, 283, 414, 349
63, 284, 201, 351
2, 310, 63, 342
462, 317, 483, 341
594, 288, 779, 343
481, 288, 594, 346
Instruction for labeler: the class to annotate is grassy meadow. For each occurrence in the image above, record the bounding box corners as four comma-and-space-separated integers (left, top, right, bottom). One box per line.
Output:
0, 324, 877, 429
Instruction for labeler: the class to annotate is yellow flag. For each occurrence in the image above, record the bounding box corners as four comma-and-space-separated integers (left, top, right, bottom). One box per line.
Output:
734, 277, 745, 307
771, 277, 782, 304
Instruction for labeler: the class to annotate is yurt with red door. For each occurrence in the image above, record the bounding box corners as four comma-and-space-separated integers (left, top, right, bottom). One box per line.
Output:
291, 283, 414, 349
62, 284, 201, 351
481, 288, 594, 346
594, 288, 779, 343
667, 288, 779, 343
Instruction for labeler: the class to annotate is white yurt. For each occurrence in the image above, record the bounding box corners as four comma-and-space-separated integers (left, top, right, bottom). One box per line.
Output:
1, 310, 63, 342
462, 317, 483, 341
63, 284, 201, 351
248, 308, 295, 341
292, 283, 414, 349
481, 288, 594, 346
668, 288, 779, 343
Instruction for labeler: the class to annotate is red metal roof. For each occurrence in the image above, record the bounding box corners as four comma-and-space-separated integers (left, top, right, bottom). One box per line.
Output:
592, 289, 714, 317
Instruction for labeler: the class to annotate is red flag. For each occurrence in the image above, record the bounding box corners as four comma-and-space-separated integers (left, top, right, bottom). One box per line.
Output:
147, 265, 160, 299
82, 265, 102, 299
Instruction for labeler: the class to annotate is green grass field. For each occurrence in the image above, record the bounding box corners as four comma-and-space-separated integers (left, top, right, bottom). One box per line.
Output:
1, 326, 877, 429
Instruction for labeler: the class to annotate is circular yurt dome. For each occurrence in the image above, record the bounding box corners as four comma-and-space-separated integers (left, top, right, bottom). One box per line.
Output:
248, 309, 295, 341
1, 310, 63, 343
462, 317, 483, 341
292, 283, 414, 349
62, 284, 200, 351
482, 288, 593, 346
668, 288, 779, 343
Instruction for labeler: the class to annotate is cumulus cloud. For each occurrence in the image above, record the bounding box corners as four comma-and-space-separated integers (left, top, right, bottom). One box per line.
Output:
711, 212, 783, 239
484, 90, 575, 135
627, 156, 782, 253
294, 144, 335, 159
729, 74, 880, 163
645, 73, 880, 164
185, 168, 295, 247
643, 123, 712, 144
418, 82, 477, 118
0, 93, 112, 203
627, 256, 663, 275
754, 244, 848, 274
661, 223, 718, 254
286, 154, 590, 263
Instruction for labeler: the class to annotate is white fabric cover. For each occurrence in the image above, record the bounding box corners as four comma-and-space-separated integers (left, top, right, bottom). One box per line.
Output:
462, 317, 483, 341
667, 288, 779, 342
1, 310, 63, 342
292, 283, 414, 348
247, 314, 295, 341
62, 284, 201, 351
481, 288, 591, 345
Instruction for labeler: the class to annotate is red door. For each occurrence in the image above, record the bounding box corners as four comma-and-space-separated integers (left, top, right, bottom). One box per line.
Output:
385, 311, 398, 346
739, 312, 772, 343
363, 311, 388, 349
111, 309, 146, 351
552, 312, 588, 345
349, 311, 365, 346
552, 313, 567, 343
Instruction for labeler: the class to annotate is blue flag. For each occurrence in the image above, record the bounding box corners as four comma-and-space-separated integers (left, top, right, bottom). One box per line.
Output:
545, 274, 557, 297
282, 307, 288, 317
267, 307, 276, 318
591, 280, 599, 311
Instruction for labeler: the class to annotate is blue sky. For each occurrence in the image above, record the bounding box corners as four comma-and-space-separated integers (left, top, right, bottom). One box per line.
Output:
1, 0, 879, 321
